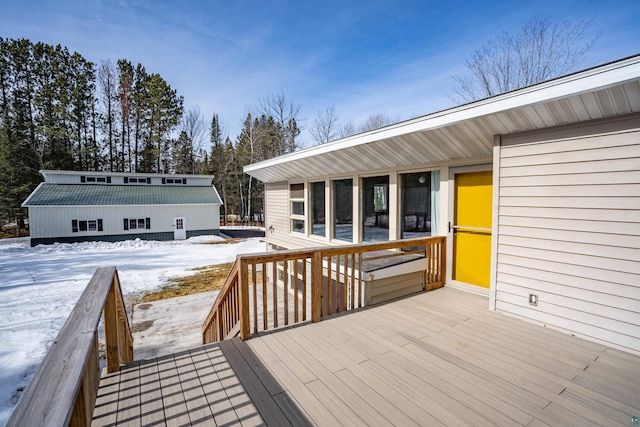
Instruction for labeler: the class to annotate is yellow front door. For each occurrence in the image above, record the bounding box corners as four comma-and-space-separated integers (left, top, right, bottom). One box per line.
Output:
452, 170, 492, 288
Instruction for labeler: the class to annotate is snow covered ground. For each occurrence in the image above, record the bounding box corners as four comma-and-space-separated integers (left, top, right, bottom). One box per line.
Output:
0, 235, 266, 426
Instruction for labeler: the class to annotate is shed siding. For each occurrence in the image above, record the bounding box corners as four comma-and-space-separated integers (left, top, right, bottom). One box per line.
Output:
28, 204, 219, 240
496, 115, 640, 354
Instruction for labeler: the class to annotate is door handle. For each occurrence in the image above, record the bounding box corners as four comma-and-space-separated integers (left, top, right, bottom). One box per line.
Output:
450, 224, 492, 233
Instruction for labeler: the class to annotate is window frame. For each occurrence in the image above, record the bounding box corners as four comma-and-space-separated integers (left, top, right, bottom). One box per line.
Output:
310, 180, 326, 238
71, 218, 103, 233
361, 175, 390, 243
123, 217, 151, 231
289, 182, 306, 235
332, 178, 354, 243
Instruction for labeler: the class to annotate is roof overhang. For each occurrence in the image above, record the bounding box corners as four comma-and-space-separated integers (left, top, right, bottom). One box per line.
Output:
245, 55, 640, 183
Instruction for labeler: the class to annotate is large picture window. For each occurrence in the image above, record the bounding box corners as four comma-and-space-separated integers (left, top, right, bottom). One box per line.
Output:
400, 170, 440, 239
333, 179, 353, 242
289, 183, 305, 234
310, 181, 325, 237
401, 172, 431, 238
362, 175, 389, 242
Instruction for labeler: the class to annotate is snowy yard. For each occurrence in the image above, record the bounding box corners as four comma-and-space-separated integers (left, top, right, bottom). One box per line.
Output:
0, 235, 265, 426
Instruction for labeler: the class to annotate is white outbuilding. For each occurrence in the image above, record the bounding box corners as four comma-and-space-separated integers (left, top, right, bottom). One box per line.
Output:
22, 170, 222, 246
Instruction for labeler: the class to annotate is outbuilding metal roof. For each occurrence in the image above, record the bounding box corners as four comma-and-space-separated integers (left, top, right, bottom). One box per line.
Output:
22, 184, 223, 206
245, 55, 640, 183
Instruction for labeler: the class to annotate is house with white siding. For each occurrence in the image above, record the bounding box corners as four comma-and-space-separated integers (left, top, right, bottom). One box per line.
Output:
22, 170, 222, 246
244, 55, 640, 355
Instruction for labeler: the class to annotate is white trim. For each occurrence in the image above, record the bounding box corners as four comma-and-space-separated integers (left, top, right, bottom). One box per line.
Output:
489, 135, 501, 311
447, 280, 490, 296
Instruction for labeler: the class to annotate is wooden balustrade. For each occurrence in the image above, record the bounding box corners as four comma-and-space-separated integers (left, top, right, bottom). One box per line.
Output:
6, 267, 133, 427
203, 236, 446, 344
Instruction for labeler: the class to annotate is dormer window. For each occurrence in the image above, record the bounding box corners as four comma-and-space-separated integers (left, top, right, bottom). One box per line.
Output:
124, 177, 151, 184
162, 178, 187, 185
81, 175, 111, 183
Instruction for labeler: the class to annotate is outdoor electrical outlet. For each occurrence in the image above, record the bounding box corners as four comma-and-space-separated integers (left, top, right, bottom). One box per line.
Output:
529, 294, 538, 306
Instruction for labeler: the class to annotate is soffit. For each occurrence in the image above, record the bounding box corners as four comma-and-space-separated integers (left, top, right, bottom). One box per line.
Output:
245, 56, 640, 183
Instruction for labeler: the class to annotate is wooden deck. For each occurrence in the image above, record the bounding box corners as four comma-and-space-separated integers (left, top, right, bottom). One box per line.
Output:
93, 287, 640, 426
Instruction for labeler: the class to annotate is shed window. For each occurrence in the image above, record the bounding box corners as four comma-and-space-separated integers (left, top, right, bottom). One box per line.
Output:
83, 175, 110, 184
124, 217, 151, 230
125, 177, 150, 184
72, 219, 103, 233
162, 178, 185, 185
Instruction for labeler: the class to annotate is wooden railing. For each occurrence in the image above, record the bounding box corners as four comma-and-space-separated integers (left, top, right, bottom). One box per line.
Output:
203, 236, 445, 344
6, 267, 133, 427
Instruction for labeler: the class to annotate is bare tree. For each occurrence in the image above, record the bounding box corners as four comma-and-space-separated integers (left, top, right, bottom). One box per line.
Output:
180, 106, 206, 173
310, 104, 340, 144
258, 90, 302, 153
97, 60, 119, 171
359, 112, 397, 132
452, 17, 597, 102
340, 120, 356, 138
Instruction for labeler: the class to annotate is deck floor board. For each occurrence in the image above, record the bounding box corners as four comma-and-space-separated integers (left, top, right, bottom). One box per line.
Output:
93, 287, 640, 426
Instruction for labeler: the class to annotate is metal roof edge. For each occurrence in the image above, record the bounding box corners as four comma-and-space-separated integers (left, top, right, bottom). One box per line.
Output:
245, 54, 640, 175
21, 182, 45, 207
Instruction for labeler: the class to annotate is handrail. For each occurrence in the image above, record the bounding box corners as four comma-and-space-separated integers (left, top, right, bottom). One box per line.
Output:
203, 236, 446, 344
202, 259, 241, 343
6, 267, 133, 427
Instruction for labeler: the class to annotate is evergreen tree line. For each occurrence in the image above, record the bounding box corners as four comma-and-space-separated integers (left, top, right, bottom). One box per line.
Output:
0, 38, 301, 227
205, 109, 300, 224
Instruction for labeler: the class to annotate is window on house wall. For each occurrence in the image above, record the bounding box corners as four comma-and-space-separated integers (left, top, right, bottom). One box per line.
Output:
400, 172, 431, 239
362, 175, 389, 242
289, 183, 305, 234
71, 219, 103, 232
310, 181, 325, 237
123, 218, 151, 230
333, 179, 353, 242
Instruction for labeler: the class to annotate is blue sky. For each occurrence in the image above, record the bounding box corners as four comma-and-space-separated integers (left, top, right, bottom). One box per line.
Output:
1, 0, 638, 146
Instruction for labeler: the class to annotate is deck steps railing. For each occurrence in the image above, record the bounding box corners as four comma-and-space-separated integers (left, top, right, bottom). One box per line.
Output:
6, 267, 133, 427
203, 236, 446, 344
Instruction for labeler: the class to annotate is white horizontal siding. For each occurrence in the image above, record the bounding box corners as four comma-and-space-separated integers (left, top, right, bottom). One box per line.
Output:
28, 205, 219, 239
496, 115, 640, 354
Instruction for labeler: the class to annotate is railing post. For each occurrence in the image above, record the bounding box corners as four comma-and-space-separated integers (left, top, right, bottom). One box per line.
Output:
113, 271, 133, 363
103, 280, 120, 373
441, 238, 447, 286
238, 258, 251, 340
311, 251, 322, 323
